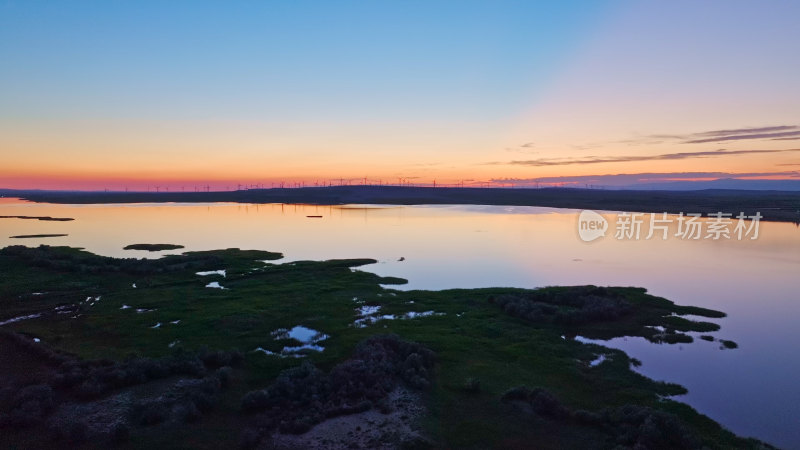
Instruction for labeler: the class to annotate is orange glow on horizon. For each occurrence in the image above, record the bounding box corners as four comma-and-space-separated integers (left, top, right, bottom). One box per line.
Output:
2, 168, 798, 191
2, 125, 798, 190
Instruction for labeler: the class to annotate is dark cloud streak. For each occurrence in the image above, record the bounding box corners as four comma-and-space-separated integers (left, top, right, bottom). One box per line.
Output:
487, 148, 800, 167
630, 125, 800, 145
685, 130, 800, 144
691, 125, 798, 137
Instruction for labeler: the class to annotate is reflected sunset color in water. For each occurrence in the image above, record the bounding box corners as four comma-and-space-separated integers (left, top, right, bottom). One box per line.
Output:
2, 199, 800, 446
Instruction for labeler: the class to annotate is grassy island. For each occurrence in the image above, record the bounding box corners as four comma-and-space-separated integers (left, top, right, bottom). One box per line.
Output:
123, 244, 186, 252
0, 245, 770, 449
0, 215, 75, 222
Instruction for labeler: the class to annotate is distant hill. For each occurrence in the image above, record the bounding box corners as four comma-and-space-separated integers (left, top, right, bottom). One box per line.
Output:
3, 185, 800, 223
619, 178, 800, 191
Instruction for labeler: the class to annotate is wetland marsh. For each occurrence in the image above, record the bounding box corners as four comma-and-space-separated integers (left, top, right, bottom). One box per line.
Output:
1, 199, 799, 447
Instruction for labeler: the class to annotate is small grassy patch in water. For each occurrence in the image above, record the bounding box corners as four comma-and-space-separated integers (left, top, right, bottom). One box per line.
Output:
123, 243, 185, 251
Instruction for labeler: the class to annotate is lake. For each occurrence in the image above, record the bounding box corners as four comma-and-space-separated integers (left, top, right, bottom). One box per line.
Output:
1, 198, 799, 448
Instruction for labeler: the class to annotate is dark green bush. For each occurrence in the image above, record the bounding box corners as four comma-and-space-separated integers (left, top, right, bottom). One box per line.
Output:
240, 335, 435, 439
489, 286, 633, 325
461, 377, 481, 393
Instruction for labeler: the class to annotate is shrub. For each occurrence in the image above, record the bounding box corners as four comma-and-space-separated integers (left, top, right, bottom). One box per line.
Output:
109, 421, 130, 444
501, 385, 532, 401
400, 435, 435, 450
199, 348, 244, 368
216, 366, 233, 388
135, 401, 170, 426
461, 377, 481, 393
49, 419, 89, 444
601, 404, 700, 449
238, 427, 263, 449
175, 402, 201, 423
240, 335, 435, 434
501, 386, 570, 419
489, 286, 633, 325
0, 244, 225, 275
501, 386, 701, 449
0, 384, 56, 427
241, 390, 270, 413
571, 409, 602, 425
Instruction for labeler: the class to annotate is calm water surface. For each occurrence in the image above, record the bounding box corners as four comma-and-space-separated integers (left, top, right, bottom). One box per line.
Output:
1, 199, 799, 447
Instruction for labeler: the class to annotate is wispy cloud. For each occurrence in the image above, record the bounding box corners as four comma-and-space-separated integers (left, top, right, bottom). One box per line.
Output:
505, 142, 537, 154
615, 125, 800, 146
486, 148, 800, 167
691, 125, 798, 137
684, 130, 800, 144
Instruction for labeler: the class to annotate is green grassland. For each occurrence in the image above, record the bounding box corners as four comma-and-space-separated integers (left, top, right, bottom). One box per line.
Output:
0, 245, 770, 449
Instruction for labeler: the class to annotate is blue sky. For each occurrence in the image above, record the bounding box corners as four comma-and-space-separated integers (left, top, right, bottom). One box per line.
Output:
1, 1, 612, 122
1, 1, 799, 189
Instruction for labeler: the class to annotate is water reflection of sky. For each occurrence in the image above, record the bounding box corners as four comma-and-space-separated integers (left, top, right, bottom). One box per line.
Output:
1, 200, 799, 447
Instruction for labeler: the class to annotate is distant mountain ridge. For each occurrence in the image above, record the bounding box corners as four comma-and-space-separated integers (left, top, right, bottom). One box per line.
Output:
618, 178, 800, 191
2, 185, 799, 223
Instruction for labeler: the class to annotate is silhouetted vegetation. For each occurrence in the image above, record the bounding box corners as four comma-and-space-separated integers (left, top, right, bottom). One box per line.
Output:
131, 370, 230, 426
0, 329, 240, 444
460, 377, 481, 394
486, 286, 726, 346
240, 335, 434, 444
489, 286, 634, 325
49, 418, 89, 444
501, 386, 570, 419
12, 185, 800, 223
43, 346, 241, 401
0, 384, 55, 427
657, 332, 694, 344
592, 405, 701, 449
109, 420, 131, 443
502, 386, 702, 449
0, 215, 74, 221
0, 244, 220, 274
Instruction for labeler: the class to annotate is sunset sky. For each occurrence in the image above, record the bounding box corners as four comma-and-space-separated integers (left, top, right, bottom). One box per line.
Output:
2, 1, 799, 190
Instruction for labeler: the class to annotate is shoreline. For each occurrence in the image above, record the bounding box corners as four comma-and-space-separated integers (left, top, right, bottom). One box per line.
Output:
4, 186, 799, 223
